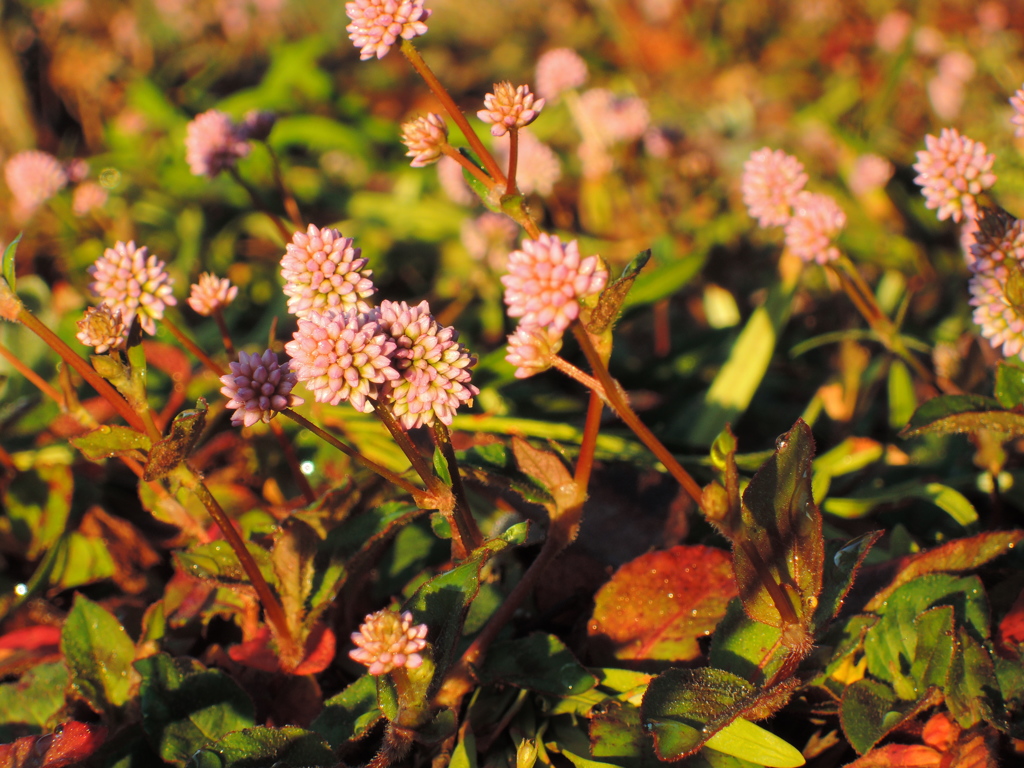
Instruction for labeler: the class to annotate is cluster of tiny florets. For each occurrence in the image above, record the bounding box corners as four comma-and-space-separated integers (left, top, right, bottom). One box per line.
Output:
185, 110, 252, 177
220, 349, 304, 427
4, 150, 68, 218
535, 48, 588, 102
502, 234, 608, 336
784, 192, 847, 265
741, 148, 809, 228
87, 241, 177, 336
376, 300, 478, 429
349, 609, 428, 675
963, 209, 1024, 361
76, 304, 126, 354
478, 83, 545, 137
345, 0, 430, 60
401, 113, 448, 168
281, 224, 376, 318
188, 273, 238, 316
1010, 87, 1024, 138
913, 128, 996, 224
505, 325, 562, 379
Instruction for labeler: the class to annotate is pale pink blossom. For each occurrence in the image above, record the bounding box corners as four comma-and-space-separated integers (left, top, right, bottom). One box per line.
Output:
4, 150, 67, 217
741, 148, 808, 228
281, 224, 376, 318
477, 82, 545, 137
577, 89, 649, 145
784, 192, 846, 265
849, 154, 894, 197
188, 273, 238, 316
970, 265, 1024, 360
461, 212, 518, 271
502, 234, 608, 335
349, 609, 428, 675
87, 241, 176, 335
401, 113, 448, 167
505, 325, 562, 379
913, 128, 996, 224
345, 0, 430, 61
535, 48, 587, 102
76, 304, 126, 354
875, 10, 912, 52
72, 182, 108, 216
965, 207, 1021, 274
1010, 86, 1024, 138
184, 110, 251, 177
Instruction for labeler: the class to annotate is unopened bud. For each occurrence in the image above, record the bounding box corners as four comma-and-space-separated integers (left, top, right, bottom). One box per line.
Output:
516, 739, 538, 768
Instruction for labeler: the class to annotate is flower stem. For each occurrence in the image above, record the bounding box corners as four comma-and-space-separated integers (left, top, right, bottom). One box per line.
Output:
430, 421, 484, 556
0, 340, 65, 407
227, 166, 292, 242
178, 465, 296, 657
212, 308, 236, 357
505, 128, 519, 196
571, 322, 704, 508
15, 306, 147, 433
162, 314, 225, 376
266, 144, 304, 231
400, 40, 507, 187
574, 391, 603, 489
371, 400, 445, 494
549, 354, 607, 398
282, 408, 423, 497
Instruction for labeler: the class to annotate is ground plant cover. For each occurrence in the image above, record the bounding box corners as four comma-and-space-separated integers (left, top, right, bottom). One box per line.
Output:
2, 1, 1024, 766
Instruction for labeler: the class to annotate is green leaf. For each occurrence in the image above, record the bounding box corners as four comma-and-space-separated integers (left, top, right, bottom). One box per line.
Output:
587, 249, 651, 335
709, 598, 785, 684
135, 652, 256, 767
995, 359, 1024, 409
0, 660, 68, 740
887, 360, 916, 429
70, 425, 151, 462
432, 445, 452, 486
640, 667, 755, 760
61, 594, 137, 715
811, 532, 882, 635
589, 700, 659, 767
589, 545, 737, 663
2, 232, 21, 292
822, 481, 977, 526
704, 718, 805, 768
186, 726, 335, 768
52, 531, 117, 589
176, 540, 276, 587
839, 678, 932, 755
145, 399, 208, 481
478, 632, 596, 696
311, 675, 381, 748
735, 420, 823, 631
271, 517, 319, 632
900, 394, 1023, 438
3, 461, 74, 559
946, 627, 1001, 729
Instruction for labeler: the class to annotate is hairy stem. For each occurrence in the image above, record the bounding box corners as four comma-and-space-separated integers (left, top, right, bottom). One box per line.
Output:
431, 421, 484, 558
574, 391, 604, 489
441, 144, 494, 188
505, 128, 519, 196
372, 400, 445, 494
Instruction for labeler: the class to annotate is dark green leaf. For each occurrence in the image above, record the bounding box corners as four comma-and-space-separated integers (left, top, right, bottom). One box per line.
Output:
2, 232, 22, 292
311, 675, 381, 748
900, 394, 1018, 438
811, 532, 882, 635
709, 598, 784, 684
839, 678, 935, 755
70, 425, 151, 462
590, 700, 660, 768
4, 461, 74, 559
61, 594, 136, 715
640, 667, 755, 760
186, 726, 335, 768
735, 420, 823, 631
145, 399, 208, 481
478, 632, 596, 696
135, 653, 256, 766
432, 445, 452, 486
175, 540, 276, 587
946, 627, 1001, 729
271, 517, 320, 631
995, 359, 1024, 409
0, 660, 68, 740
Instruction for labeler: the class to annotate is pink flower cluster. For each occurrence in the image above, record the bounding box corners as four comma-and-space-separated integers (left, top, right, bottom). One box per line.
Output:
220, 349, 304, 427
535, 48, 587, 102
4, 150, 67, 219
87, 241, 177, 336
913, 128, 996, 224
966, 209, 1024, 361
188, 273, 238, 316
478, 83, 545, 137
185, 110, 252, 178
349, 609, 428, 675
501, 234, 608, 378
401, 113, 448, 168
345, 0, 430, 61
278, 226, 477, 428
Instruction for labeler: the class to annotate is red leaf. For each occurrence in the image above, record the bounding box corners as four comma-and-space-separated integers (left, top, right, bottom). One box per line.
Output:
228, 627, 280, 673
921, 712, 960, 753
227, 622, 336, 675
997, 586, 1024, 657
0, 722, 107, 768
292, 622, 336, 676
844, 744, 941, 768
0, 626, 61, 653
588, 545, 737, 664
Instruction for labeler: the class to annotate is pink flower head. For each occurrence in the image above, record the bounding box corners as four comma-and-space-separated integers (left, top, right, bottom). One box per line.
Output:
966, 207, 1022, 274
478, 82, 545, 138
784, 192, 846, 265
345, 0, 430, 61
349, 609, 428, 675
969, 262, 1024, 360
577, 89, 649, 145
535, 48, 588, 102
284, 309, 399, 411
281, 224, 376, 318
741, 148, 808, 228
188, 272, 239, 316
401, 113, 448, 168
376, 300, 478, 429
220, 349, 304, 427
72, 182, 108, 216
494, 129, 561, 196
1011, 86, 1024, 138
240, 110, 277, 141
4, 150, 68, 217
501, 234, 608, 335
87, 241, 177, 336
913, 128, 996, 224
76, 304, 126, 354
185, 110, 251, 177
506, 325, 562, 379
849, 154, 894, 197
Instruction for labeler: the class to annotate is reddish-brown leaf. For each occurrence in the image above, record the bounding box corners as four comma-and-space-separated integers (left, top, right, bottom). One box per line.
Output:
921, 712, 960, 753
843, 744, 941, 768
227, 621, 336, 675
997, 586, 1024, 657
0, 722, 107, 768
587, 545, 737, 664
